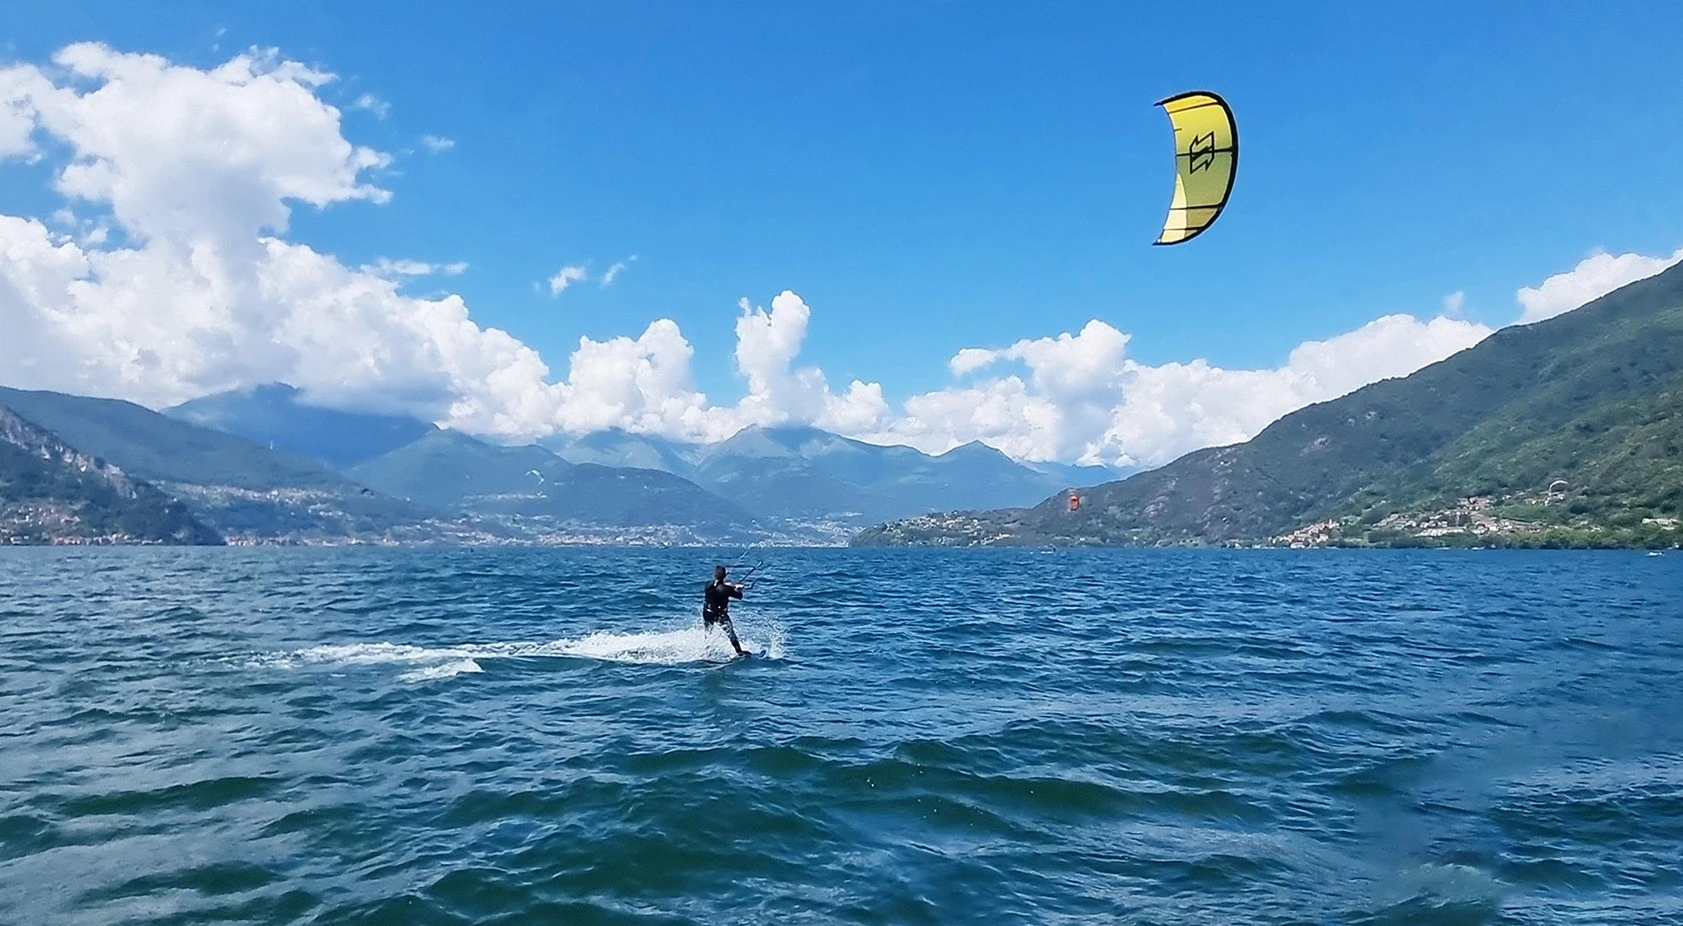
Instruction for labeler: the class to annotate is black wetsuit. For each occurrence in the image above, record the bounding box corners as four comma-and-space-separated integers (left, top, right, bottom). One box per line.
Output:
702, 579, 742, 624
702, 578, 746, 653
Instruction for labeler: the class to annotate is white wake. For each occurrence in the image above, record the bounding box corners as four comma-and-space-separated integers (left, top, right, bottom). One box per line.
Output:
259, 621, 785, 682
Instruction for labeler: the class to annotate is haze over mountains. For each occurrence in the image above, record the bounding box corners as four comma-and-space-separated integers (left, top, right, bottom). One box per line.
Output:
161, 385, 1120, 529
345, 429, 758, 537
167, 384, 436, 469
856, 263, 1683, 549
1, 380, 1124, 544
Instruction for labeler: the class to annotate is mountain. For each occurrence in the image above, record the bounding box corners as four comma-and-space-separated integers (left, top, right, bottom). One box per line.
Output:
855, 263, 1683, 549
542, 428, 703, 475
544, 423, 1118, 525
348, 429, 755, 534
0, 386, 419, 541
687, 425, 1096, 524
165, 383, 436, 469
0, 404, 221, 544
687, 426, 885, 521
933, 441, 1127, 501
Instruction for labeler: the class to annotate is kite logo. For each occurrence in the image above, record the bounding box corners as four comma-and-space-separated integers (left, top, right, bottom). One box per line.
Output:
1187, 132, 1218, 173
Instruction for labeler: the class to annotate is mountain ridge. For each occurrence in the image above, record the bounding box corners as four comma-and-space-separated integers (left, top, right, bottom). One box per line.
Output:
346, 429, 759, 538
0, 386, 422, 541
854, 263, 1683, 549
0, 403, 223, 544
166, 384, 1127, 525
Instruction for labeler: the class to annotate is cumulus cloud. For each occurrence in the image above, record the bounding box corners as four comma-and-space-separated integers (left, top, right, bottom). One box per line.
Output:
869, 313, 1493, 468
1516, 247, 1683, 323
0, 44, 557, 435
547, 264, 588, 296
420, 134, 454, 152
728, 292, 890, 434
600, 255, 636, 287
549, 319, 721, 438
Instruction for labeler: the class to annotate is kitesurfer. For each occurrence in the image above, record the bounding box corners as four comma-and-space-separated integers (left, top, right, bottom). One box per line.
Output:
702, 565, 748, 656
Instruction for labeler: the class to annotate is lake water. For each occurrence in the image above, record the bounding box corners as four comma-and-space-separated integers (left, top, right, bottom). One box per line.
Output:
2, 547, 1680, 924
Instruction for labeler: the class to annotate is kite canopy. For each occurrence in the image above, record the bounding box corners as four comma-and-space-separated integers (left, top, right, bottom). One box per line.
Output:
1154, 91, 1238, 245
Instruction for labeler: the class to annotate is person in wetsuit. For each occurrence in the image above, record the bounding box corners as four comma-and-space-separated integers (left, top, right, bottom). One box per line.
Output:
702, 564, 748, 656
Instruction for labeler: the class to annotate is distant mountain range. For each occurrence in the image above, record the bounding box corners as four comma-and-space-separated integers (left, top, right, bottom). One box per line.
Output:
856, 263, 1683, 549
157, 382, 1127, 528
547, 424, 1128, 523
347, 429, 757, 536
0, 379, 1121, 544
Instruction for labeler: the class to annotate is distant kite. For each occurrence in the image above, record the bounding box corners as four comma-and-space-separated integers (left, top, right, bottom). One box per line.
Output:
1154, 91, 1238, 245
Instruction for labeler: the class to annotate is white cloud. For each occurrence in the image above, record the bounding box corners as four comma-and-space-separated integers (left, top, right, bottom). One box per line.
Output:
363, 258, 467, 277
1442, 290, 1465, 315
0, 66, 45, 158
866, 312, 1492, 468
600, 255, 637, 287
1516, 247, 1683, 324
547, 264, 588, 296
420, 134, 454, 152
352, 92, 389, 119
549, 319, 722, 438
0, 44, 556, 436
725, 291, 890, 434
17, 44, 390, 247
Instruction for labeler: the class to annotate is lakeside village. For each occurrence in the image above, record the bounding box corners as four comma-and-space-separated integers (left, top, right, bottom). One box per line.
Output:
1273, 485, 1681, 549
8, 476, 1680, 550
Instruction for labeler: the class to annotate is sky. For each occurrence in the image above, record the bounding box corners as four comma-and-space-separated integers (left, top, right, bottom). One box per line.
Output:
2, 2, 1682, 467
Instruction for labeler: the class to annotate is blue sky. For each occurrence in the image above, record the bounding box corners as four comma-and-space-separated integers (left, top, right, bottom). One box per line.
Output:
4, 2, 1682, 463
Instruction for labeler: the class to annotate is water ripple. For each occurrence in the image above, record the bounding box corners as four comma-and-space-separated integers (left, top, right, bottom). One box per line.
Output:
0, 547, 1679, 924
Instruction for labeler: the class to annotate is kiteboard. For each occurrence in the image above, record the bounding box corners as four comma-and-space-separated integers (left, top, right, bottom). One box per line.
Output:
699, 649, 761, 667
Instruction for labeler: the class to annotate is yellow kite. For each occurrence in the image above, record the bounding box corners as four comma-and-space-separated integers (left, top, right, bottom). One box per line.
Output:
1154, 91, 1238, 245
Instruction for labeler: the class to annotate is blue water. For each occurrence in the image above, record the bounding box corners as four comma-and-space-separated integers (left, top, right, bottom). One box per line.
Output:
1, 548, 1680, 924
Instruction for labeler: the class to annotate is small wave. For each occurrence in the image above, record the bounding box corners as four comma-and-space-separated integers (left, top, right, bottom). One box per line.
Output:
400, 658, 483, 683
260, 622, 784, 682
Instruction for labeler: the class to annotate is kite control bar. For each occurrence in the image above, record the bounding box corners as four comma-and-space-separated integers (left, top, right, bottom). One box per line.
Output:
723, 541, 767, 589
737, 559, 766, 589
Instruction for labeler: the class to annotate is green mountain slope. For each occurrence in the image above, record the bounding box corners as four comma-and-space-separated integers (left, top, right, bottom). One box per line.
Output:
0, 386, 352, 490
0, 387, 418, 539
0, 405, 222, 544
855, 263, 1683, 548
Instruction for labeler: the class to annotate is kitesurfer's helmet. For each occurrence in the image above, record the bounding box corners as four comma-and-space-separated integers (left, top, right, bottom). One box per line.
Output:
714, 565, 727, 581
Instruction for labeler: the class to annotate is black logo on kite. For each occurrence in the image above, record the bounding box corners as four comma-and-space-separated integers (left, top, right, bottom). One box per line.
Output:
1188, 132, 1218, 173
